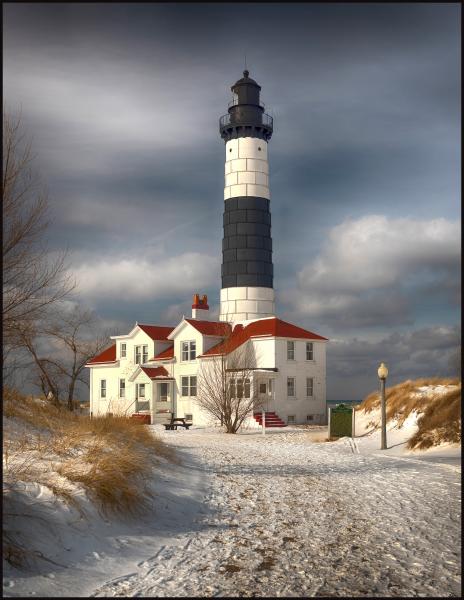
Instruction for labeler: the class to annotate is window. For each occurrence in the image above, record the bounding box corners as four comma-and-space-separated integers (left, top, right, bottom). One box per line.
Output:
185, 414, 193, 422
121, 343, 126, 358
181, 341, 196, 361
306, 342, 314, 361
287, 377, 295, 397
181, 376, 197, 396
137, 383, 145, 398
190, 376, 197, 396
135, 345, 148, 364
259, 382, 267, 394
119, 378, 125, 398
287, 415, 295, 424
100, 379, 106, 399
287, 341, 295, 360
159, 382, 168, 402
236, 378, 244, 399
229, 378, 251, 398
306, 415, 314, 422
306, 377, 314, 397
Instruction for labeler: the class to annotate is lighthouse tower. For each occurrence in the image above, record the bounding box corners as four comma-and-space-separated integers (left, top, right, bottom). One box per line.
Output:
219, 70, 275, 323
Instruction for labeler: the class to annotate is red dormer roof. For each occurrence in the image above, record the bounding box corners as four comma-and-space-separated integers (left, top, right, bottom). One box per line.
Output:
200, 318, 328, 357
150, 345, 174, 361
138, 324, 174, 340
140, 366, 172, 379
184, 319, 232, 337
87, 344, 117, 365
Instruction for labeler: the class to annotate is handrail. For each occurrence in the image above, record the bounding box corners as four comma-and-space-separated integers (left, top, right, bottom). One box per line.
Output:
219, 112, 273, 128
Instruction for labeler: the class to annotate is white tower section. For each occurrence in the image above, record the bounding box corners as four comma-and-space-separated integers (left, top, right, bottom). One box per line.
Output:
219, 136, 275, 322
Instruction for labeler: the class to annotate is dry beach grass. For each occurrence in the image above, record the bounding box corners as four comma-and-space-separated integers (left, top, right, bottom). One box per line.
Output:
3, 388, 176, 566
357, 377, 461, 449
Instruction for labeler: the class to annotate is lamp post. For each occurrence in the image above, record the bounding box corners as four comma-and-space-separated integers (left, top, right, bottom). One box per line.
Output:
377, 362, 389, 450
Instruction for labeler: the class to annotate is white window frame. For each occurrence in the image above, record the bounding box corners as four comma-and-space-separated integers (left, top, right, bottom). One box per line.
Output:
287, 415, 295, 424
287, 377, 296, 397
229, 377, 251, 399
100, 379, 106, 399
181, 376, 197, 397
306, 377, 314, 398
120, 343, 126, 358
287, 340, 295, 361
136, 383, 146, 398
135, 345, 148, 365
181, 340, 196, 362
119, 378, 125, 398
306, 342, 314, 361
135, 345, 141, 364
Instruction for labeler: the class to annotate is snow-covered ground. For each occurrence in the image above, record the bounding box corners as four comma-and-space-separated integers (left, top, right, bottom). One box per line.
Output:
4, 424, 460, 598
353, 386, 461, 466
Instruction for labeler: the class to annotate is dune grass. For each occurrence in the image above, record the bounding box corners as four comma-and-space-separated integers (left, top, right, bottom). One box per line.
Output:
357, 377, 461, 449
3, 387, 177, 566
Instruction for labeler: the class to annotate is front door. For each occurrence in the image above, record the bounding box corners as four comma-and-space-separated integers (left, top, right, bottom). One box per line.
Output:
135, 383, 149, 412
153, 381, 173, 423
256, 379, 272, 412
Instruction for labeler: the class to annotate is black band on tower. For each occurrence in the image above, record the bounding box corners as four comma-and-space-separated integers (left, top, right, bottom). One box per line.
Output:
221, 196, 273, 288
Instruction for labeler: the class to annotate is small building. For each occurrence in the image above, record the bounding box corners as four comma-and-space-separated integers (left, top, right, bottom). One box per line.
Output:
87, 300, 327, 426
86, 71, 328, 427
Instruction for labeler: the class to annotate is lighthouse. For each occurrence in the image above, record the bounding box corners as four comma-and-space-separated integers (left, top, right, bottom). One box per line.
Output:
219, 70, 275, 323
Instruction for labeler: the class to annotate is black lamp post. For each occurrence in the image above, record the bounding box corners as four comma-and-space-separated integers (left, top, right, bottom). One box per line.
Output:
377, 362, 389, 450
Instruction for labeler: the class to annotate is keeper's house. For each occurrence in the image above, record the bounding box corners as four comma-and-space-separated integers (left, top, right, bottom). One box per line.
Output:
86, 71, 328, 427
87, 297, 327, 427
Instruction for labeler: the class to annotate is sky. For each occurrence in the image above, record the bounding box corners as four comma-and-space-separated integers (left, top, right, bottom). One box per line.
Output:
3, 2, 461, 399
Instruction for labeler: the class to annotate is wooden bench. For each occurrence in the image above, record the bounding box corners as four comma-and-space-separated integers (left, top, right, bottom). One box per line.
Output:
164, 417, 191, 431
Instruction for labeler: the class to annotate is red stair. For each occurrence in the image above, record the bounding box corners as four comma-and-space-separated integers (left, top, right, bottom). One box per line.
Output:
253, 411, 286, 427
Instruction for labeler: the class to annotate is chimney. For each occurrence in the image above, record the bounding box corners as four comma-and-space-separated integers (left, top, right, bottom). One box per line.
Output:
191, 293, 209, 319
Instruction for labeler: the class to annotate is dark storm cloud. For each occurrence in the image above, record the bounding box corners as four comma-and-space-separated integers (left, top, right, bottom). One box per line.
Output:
327, 325, 460, 400
3, 3, 460, 397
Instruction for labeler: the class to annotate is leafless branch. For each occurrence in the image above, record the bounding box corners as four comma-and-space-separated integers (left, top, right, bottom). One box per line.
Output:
2, 110, 75, 367
197, 338, 264, 433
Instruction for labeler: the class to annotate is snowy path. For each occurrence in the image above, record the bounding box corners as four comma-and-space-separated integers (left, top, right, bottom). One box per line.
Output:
92, 429, 461, 598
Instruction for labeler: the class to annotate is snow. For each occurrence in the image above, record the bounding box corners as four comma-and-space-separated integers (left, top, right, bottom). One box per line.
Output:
352, 385, 461, 466
4, 421, 460, 597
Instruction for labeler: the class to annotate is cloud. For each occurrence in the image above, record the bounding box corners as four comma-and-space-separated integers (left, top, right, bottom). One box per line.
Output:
326, 325, 460, 399
286, 215, 460, 329
70, 252, 219, 302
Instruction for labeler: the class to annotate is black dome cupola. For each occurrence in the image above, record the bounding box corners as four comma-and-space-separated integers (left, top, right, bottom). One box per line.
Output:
219, 70, 273, 142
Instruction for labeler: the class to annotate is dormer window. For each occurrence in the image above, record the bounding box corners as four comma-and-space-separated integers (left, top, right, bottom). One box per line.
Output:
181, 341, 196, 361
135, 345, 148, 364
121, 343, 126, 358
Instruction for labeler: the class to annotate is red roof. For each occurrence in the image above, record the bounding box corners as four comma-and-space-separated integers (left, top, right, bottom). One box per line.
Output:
184, 319, 232, 337
151, 345, 174, 361
138, 324, 174, 340
201, 318, 327, 357
87, 344, 117, 364
140, 366, 172, 379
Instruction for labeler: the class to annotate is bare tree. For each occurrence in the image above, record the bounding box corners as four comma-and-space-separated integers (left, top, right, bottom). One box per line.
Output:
18, 305, 109, 411
2, 112, 74, 367
197, 339, 264, 433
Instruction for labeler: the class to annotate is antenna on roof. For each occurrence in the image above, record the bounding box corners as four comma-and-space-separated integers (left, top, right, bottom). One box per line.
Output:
244, 53, 247, 71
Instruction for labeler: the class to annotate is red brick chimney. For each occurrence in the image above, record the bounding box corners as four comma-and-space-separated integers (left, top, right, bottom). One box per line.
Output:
191, 293, 209, 319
